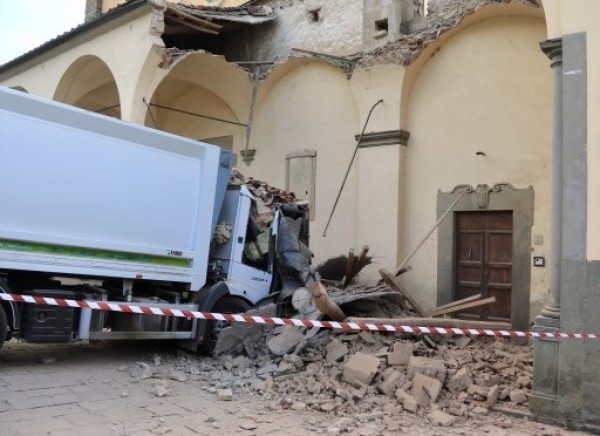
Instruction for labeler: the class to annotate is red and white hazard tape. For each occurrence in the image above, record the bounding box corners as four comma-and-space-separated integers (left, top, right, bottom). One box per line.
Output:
0, 293, 595, 339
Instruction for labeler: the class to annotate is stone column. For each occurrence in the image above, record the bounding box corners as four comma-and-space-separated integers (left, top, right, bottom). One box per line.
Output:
530, 38, 563, 416
537, 38, 563, 324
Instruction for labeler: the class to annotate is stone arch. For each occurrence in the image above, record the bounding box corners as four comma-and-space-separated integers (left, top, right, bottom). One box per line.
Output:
53, 55, 121, 118
144, 52, 252, 150
400, 6, 551, 316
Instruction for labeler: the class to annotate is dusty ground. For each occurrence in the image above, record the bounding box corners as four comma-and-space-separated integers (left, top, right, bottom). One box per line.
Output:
0, 340, 590, 436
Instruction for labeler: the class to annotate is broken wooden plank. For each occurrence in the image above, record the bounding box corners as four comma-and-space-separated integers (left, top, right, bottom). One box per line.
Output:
350, 316, 511, 331
379, 268, 427, 317
429, 294, 483, 313
343, 248, 355, 288
344, 246, 370, 287
429, 297, 496, 317
396, 265, 412, 276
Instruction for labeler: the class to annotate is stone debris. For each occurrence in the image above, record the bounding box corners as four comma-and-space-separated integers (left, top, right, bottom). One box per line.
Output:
129, 361, 154, 380
131, 286, 534, 431
343, 352, 380, 385
152, 380, 171, 397
217, 388, 234, 401
428, 410, 457, 427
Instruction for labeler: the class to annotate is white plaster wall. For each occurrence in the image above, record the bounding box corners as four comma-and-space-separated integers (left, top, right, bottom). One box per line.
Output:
250, 62, 361, 264
248, 0, 364, 60
351, 65, 405, 277
403, 16, 552, 317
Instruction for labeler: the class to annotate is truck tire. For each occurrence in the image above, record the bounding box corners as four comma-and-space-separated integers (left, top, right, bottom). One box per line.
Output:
0, 304, 7, 350
204, 296, 251, 354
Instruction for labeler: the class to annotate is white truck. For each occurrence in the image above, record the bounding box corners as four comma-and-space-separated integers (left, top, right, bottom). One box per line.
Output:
0, 86, 311, 352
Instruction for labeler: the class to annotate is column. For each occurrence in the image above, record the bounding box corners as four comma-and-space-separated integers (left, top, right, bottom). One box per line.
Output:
530, 37, 563, 417
538, 38, 563, 324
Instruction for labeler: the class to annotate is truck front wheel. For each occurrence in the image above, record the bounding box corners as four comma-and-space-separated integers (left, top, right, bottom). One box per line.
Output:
204, 296, 251, 353
0, 304, 7, 350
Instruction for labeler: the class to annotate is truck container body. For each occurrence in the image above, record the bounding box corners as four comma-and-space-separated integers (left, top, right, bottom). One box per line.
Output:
0, 87, 231, 292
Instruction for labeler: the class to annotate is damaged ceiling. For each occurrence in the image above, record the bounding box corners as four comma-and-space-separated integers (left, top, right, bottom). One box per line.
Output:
162, 3, 274, 35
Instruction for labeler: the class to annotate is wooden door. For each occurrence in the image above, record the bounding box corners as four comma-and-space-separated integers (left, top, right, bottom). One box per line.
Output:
455, 211, 513, 322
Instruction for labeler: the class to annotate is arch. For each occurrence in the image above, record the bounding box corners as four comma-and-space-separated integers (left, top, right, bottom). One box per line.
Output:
400, 8, 551, 315
53, 55, 121, 118
144, 52, 252, 148
401, 2, 544, 129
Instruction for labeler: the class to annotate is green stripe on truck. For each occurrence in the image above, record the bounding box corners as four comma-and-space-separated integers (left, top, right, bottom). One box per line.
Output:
0, 239, 191, 268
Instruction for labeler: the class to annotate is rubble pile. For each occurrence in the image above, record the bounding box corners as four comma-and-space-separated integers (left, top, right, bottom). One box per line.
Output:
133, 313, 533, 431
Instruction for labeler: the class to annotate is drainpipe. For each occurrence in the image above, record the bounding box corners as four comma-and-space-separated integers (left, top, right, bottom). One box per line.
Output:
539, 38, 563, 322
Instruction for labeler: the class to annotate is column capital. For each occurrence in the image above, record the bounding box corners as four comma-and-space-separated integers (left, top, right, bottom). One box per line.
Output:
540, 38, 563, 67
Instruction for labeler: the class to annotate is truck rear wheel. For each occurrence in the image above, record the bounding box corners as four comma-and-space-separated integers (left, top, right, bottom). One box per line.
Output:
0, 304, 7, 350
204, 296, 251, 353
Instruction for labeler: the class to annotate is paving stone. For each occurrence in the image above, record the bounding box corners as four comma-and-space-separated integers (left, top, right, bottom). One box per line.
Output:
343, 352, 380, 385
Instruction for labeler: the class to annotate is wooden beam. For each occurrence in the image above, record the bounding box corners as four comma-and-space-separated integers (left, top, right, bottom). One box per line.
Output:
166, 15, 220, 35
395, 265, 412, 276
350, 316, 511, 331
379, 268, 427, 317
166, 6, 222, 31
393, 191, 466, 277
354, 245, 370, 272
429, 297, 496, 317
430, 294, 482, 313
343, 248, 355, 288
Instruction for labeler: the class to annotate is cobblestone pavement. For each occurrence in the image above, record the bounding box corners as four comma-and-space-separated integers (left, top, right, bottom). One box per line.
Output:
0, 340, 591, 436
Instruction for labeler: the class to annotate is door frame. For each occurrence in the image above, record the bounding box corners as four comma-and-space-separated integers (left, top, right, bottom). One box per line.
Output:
436, 183, 534, 330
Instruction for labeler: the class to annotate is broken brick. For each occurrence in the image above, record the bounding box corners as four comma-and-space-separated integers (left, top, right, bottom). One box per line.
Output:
395, 388, 419, 413
510, 389, 527, 404
387, 342, 413, 366
408, 356, 447, 382
343, 352, 380, 385
411, 373, 443, 408
377, 370, 403, 395
428, 410, 457, 427
446, 367, 473, 392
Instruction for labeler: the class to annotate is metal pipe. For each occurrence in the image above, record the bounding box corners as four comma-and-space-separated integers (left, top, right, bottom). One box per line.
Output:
145, 100, 247, 127
322, 99, 383, 237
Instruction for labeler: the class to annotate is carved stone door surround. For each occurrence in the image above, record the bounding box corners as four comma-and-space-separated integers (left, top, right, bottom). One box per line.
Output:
436, 183, 534, 330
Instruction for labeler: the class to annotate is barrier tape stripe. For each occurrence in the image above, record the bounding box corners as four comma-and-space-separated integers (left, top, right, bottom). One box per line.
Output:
0, 293, 596, 339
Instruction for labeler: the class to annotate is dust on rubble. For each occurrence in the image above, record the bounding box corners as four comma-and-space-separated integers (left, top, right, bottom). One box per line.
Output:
124, 323, 584, 435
